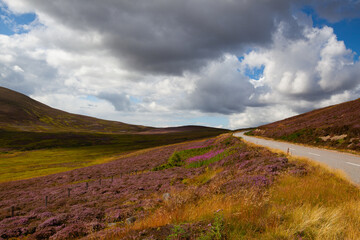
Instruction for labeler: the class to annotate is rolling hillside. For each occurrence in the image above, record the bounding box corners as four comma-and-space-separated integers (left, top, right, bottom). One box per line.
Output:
248, 98, 360, 151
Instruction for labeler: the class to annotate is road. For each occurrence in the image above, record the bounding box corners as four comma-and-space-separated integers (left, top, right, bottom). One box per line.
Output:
234, 132, 360, 184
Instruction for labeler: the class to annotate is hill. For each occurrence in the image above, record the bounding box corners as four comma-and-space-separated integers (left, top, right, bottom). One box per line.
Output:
0, 87, 153, 133
247, 98, 360, 151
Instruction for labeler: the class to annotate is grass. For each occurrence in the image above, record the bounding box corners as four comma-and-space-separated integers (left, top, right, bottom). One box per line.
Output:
186, 149, 228, 168
0, 145, 124, 182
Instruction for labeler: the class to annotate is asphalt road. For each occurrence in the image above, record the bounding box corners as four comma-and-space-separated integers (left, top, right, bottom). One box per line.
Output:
234, 132, 360, 184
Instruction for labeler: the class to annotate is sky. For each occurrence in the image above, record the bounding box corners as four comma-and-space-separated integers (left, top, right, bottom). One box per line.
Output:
0, 0, 360, 129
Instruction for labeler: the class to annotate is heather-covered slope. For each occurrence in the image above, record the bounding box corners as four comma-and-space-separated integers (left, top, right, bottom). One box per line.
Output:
0, 134, 302, 239
2, 134, 360, 239
248, 98, 360, 151
0, 87, 150, 133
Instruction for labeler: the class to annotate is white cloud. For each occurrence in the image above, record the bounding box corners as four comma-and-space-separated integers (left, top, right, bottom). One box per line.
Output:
229, 105, 297, 129
241, 24, 360, 103
13, 65, 24, 72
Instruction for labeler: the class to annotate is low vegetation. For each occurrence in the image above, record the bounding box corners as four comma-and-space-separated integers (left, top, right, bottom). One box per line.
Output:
2, 134, 360, 239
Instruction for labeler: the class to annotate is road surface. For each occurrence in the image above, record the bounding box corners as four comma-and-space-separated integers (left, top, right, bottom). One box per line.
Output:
234, 132, 360, 184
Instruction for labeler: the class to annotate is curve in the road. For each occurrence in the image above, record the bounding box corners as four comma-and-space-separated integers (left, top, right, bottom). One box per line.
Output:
234, 132, 360, 184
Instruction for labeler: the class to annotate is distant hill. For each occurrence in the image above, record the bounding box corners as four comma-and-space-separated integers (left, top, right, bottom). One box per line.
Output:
0, 86, 228, 134
248, 98, 360, 151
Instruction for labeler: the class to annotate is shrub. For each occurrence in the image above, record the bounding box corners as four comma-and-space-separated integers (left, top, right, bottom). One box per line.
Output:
166, 224, 186, 240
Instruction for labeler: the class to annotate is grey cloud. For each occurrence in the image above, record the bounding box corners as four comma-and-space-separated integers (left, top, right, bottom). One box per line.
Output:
0, 57, 58, 96
14, 0, 296, 75
97, 92, 132, 111
184, 56, 255, 114
309, 0, 360, 22
189, 80, 253, 114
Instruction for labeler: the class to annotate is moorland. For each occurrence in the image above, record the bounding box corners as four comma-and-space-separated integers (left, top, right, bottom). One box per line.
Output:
2, 134, 360, 239
1, 87, 360, 239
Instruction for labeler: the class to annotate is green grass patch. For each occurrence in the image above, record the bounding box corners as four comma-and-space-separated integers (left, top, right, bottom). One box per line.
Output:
153, 152, 185, 171
186, 150, 229, 168
153, 146, 213, 171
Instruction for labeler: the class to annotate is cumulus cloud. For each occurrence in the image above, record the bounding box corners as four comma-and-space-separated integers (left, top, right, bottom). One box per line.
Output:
241, 24, 360, 102
228, 23, 360, 128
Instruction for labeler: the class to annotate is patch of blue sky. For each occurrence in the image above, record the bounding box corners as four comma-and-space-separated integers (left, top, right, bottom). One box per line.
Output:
129, 96, 141, 104
244, 65, 264, 80
83, 95, 100, 102
0, 2, 36, 35
302, 6, 360, 60
237, 51, 265, 80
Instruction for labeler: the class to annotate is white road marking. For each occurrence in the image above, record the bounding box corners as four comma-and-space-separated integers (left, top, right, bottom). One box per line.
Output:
346, 162, 360, 167
308, 152, 320, 156
290, 148, 296, 151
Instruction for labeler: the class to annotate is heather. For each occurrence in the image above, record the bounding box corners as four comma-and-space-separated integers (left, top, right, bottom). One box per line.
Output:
249, 98, 360, 152
0, 138, 208, 239
1, 134, 360, 239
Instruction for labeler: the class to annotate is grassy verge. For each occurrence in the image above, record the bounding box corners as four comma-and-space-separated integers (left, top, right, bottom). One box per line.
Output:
245, 128, 360, 154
